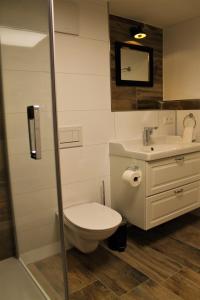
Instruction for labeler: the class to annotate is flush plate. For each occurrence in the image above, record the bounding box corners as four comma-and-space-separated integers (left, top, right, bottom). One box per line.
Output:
59, 126, 82, 149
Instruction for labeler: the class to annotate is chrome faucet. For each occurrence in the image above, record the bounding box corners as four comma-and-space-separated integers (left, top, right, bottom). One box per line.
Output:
143, 127, 158, 146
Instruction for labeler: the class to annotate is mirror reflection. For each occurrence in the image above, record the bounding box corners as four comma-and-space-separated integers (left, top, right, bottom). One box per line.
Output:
121, 47, 149, 81
115, 42, 153, 87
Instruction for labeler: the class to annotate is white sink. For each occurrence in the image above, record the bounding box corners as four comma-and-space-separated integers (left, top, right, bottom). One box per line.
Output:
109, 135, 200, 161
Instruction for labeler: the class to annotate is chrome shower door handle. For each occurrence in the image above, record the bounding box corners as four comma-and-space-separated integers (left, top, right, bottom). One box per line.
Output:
27, 105, 41, 160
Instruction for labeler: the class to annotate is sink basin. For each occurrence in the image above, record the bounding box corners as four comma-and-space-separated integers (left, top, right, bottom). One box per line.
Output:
110, 135, 200, 161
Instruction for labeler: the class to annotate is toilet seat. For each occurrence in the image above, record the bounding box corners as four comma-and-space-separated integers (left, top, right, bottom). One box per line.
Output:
63, 202, 122, 231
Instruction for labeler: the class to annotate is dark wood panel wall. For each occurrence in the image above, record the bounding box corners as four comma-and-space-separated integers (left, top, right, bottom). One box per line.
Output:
110, 15, 163, 111
0, 110, 15, 260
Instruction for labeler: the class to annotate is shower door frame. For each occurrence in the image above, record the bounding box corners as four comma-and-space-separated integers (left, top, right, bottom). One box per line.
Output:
48, 0, 69, 299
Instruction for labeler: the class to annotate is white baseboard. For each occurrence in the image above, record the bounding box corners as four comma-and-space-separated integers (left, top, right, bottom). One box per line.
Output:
20, 242, 61, 264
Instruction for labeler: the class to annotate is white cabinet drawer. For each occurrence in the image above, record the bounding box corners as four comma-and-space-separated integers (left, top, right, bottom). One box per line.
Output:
146, 152, 200, 196
146, 181, 200, 229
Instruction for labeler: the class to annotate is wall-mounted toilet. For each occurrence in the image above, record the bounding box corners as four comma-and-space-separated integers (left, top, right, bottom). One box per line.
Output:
63, 202, 122, 253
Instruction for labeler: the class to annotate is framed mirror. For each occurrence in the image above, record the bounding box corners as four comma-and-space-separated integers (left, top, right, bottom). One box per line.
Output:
115, 42, 153, 87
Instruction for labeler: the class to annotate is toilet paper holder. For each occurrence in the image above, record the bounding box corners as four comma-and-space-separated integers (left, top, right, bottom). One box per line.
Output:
183, 113, 196, 128
122, 165, 142, 187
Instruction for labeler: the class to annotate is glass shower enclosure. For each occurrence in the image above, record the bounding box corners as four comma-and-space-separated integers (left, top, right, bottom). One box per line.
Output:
0, 0, 68, 299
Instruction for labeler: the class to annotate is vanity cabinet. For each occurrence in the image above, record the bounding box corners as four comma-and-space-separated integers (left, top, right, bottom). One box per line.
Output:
110, 151, 200, 230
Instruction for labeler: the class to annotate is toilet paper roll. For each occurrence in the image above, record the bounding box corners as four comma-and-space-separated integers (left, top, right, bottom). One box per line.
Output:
122, 169, 142, 187
183, 126, 193, 143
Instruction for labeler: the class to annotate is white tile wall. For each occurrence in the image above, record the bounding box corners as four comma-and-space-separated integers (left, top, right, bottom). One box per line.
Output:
157, 111, 176, 136
55, 0, 112, 208
55, 0, 176, 210
177, 110, 200, 141
112, 110, 176, 140
54, 0, 79, 35
55, 34, 109, 75
114, 111, 159, 140
62, 176, 111, 208
58, 111, 115, 146
56, 73, 111, 111
78, 0, 109, 41
60, 144, 110, 185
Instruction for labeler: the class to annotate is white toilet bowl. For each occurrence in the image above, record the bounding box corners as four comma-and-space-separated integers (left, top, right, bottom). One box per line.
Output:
63, 202, 122, 253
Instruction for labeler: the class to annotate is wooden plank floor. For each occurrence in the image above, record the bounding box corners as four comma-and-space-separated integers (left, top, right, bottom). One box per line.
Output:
29, 213, 200, 299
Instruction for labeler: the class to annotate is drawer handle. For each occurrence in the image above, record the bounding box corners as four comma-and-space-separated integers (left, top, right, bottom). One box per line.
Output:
174, 188, 183, 194
175, 156, 184, 162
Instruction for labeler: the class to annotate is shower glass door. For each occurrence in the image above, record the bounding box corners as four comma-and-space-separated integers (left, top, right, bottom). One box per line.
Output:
0, 0, 68, 299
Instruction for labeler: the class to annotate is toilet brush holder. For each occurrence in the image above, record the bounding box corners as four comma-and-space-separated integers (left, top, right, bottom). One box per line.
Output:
107, 218, 127, 252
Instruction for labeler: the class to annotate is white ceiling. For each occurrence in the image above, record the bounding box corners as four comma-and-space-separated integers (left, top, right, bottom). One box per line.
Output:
109, 0, 200, 28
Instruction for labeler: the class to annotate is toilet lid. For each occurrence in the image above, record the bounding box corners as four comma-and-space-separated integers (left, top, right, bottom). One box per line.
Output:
63, 202, 122, 231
